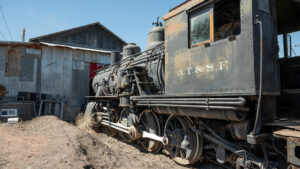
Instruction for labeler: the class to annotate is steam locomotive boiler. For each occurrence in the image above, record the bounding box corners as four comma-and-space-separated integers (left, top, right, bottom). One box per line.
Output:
85, 0, 300, 168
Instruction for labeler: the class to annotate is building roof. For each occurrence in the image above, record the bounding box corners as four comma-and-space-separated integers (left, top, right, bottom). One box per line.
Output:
0, 41, 113, 55
0, 41, 36, 46
0, 41, 40, 48
40, 42, 112, 54
29, 22, 126, 45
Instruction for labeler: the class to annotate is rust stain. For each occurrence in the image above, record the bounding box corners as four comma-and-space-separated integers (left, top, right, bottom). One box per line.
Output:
287, 137, 300, 166
0, 85, 8, 97
163, 0, 205, 21
5, 46, 21, 77
174, 49, 191, 69
165, 17, 185, 41
274, 129, 300, 139
164, 42, 169, 81
210, 7, 214, 42
174, 49, 187, 81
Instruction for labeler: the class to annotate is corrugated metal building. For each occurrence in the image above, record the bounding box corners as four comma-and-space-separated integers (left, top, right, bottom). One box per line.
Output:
0, 42, 41, 97
30, 22, 125, 51
0, 22, 126, 121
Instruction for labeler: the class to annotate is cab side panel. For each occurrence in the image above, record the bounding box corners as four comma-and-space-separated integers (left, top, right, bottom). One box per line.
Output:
164, 0, 274, 96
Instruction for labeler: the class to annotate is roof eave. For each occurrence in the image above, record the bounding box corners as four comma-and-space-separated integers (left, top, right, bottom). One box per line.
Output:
29, 22, 127, 45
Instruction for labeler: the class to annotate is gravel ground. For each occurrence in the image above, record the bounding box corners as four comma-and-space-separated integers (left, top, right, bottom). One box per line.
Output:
0, 116, 223, 169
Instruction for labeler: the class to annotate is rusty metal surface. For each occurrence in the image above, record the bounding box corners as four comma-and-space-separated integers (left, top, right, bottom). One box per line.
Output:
0, 41, 40, 48
0, 45, 39, 97
163, 0, 206, 21
164, 0, 255, 95
0, 85, 8, 97
288, 137, 300, 167
5, 47, 20, 77
268, 120, 300, 131
163, 0, 280, 96
274, 129, 300, 138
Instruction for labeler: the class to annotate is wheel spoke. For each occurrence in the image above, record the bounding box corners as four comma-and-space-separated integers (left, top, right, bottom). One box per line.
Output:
164, 115, 203, 165
175, 147, 180, 157
180, 148, 186, 159
138, 110, 161, 152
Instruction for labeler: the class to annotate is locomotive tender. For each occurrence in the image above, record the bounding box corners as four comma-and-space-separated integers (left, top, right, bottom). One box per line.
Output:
85, 0, 300, 168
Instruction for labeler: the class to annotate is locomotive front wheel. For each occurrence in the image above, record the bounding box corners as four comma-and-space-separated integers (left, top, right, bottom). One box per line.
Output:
102, 109, 118, 137
119, 108, 136, 143
164, 115, 202, 165
138, 109, 161, 152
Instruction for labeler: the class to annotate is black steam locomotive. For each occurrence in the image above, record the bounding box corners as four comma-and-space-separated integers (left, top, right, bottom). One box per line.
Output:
85, 0, 300, 168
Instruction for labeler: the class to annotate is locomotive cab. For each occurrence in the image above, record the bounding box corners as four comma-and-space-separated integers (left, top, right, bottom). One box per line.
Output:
163, 0, 279, 96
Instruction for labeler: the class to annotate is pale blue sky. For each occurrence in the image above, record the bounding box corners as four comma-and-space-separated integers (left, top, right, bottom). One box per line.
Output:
0, 0, 300, 55
0, 0, 184, 50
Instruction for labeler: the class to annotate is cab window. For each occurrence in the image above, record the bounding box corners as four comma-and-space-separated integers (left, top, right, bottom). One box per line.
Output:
214, 0, 241, 41
188, 0, 241, 47
189, 7, 211, 46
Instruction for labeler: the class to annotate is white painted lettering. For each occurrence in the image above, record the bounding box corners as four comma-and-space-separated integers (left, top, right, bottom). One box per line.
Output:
207, 64, 214, 72
176, 60, 230, 77
219, 61, 229, 71
186, 67, 193, 75
195, 66, 204, 74
178, 69, 184, 76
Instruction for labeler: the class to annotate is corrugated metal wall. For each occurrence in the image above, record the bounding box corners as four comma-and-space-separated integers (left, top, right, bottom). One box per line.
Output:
0, 46, 40, 97
1, 44, 111, 121
41, 45, 110, 120
41, 46, 73, 99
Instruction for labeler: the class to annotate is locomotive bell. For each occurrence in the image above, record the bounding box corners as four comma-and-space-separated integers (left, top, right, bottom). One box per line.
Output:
147, 18, 164, 50
122, 43, 141, 60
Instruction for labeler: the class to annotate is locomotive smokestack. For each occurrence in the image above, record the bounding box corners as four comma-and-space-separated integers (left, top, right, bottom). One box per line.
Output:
111, 51, 121, 65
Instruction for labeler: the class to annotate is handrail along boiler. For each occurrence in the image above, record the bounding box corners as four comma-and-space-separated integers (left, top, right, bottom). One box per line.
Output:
85, 0, 300, 168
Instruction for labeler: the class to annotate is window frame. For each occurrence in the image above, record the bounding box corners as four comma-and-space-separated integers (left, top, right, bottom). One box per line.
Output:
188, 0, 242, 48
258, 0, 270, 13
188, 4, 214, 48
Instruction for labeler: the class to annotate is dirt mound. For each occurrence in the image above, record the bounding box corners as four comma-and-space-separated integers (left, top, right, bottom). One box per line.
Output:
0, 116, 222, 169
0, 116, 180, 169
0, 116, 115, 169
